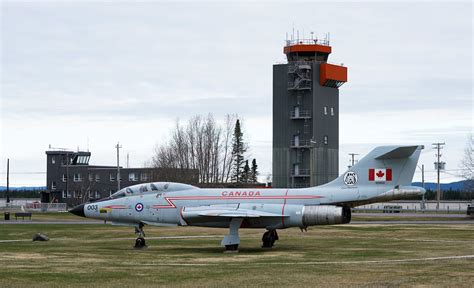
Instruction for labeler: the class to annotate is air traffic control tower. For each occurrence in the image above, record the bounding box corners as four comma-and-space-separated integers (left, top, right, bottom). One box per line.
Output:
272, 36, 347, 188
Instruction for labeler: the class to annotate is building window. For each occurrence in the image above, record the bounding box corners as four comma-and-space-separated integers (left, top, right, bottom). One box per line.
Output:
141, 172, 150, 182
324, 106, 328, 115
330, 107, 335, 116
51, 181, 57, 190
62, 174, 67, 182
95, 191, 100, 199
52, 157, 55, 164
129, 173, 138, 181
73, 173, 82, 182
67, 190, 71, 198
110, 173, 116, 181
95, 174, 101, 182
324, 135, 328, 145
62, 191, 66, 199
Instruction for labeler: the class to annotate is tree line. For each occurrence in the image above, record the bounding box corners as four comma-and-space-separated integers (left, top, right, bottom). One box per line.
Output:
151, 114, 258, 184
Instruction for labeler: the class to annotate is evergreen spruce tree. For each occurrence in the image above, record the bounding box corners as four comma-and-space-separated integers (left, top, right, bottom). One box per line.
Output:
242, 160, 250, 183
250, 158, 258, 183
230, 119, 247, 183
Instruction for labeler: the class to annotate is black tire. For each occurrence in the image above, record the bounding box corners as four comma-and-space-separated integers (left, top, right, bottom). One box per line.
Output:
262, 231, 274, 248
225, 244, 238, 251
135, 237, 146, 248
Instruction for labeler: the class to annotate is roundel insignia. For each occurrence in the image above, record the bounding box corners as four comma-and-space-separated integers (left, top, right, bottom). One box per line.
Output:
135, 203, 144, 212
343, 171, 358, 186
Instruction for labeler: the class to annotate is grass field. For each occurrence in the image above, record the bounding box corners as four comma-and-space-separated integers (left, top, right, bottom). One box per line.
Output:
6, 211, 471, 222
1, 220, 473, 287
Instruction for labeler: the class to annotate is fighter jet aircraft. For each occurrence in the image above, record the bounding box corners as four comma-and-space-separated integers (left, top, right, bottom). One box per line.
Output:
70, 145, 425, 251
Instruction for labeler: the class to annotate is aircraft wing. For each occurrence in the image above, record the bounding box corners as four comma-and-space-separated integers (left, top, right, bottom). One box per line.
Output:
194, 209, 284, 218
181, 204, 287, 221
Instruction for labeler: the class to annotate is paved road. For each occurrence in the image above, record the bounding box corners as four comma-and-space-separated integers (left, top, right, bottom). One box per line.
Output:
1, 220, 472, 225
351, 221, 473, 225
354, 213, 470, 218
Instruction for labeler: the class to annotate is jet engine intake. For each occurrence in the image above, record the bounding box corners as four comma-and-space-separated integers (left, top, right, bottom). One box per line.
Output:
302, 205, 351, 227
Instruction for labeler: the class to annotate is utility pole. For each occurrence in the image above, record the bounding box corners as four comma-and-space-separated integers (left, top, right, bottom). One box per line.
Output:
116, 142, 122, 191
420, 164, 425, 210
348, 153, 359, 169
432, 142, 445, 210
6, 159, 10, 204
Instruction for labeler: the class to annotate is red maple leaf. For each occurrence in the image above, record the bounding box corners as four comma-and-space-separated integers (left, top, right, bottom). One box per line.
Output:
376, 170, 385, 178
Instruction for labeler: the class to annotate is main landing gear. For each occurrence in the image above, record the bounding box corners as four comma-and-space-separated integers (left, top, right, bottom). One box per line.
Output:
262, 230, 279, 248
221, 218, 243, 253
134, 222, 147, 249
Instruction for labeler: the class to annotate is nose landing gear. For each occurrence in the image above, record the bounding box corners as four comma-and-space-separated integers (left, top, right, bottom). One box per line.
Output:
134, 222, 147, 249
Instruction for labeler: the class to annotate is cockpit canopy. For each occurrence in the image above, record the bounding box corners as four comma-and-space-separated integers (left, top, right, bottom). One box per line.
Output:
109, 182, 198, 199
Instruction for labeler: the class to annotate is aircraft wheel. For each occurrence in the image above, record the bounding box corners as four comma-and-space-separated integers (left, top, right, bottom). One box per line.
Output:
225, 244, 239, 251
262, 230, 276, 248
134, 237, 147, 249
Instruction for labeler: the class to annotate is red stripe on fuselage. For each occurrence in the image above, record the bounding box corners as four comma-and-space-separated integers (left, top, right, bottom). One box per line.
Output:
281, 189, 289, 227
151, 194, 323, 209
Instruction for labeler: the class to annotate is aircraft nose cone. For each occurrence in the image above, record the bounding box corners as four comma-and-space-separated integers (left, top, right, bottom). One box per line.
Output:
69, 203, 85, 217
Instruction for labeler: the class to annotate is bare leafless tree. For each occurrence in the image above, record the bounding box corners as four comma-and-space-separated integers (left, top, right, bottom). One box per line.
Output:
220, 114, 237, 182
460, 133, 474, 191
151, 114, 238, 184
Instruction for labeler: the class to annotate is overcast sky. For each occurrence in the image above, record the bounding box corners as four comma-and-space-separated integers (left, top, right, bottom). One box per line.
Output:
1, 0, 472, 187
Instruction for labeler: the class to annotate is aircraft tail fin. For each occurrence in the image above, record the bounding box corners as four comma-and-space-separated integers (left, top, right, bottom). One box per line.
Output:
327, 145, 423, 188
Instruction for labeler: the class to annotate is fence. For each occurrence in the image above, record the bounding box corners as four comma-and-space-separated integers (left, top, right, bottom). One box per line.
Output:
0, 202, 67, 212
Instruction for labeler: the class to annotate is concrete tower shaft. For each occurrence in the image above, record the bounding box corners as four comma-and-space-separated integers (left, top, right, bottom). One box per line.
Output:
272, 36, 347, 188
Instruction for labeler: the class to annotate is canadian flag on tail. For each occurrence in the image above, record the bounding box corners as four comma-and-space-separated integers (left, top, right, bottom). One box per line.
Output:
369, 168, 392, 182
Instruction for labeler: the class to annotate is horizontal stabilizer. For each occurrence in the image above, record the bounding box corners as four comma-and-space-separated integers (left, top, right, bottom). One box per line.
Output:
375, 145, 422, 160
